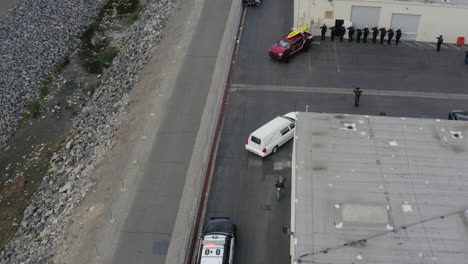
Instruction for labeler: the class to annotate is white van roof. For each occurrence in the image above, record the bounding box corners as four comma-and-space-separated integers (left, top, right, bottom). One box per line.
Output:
251, 116, 292, 139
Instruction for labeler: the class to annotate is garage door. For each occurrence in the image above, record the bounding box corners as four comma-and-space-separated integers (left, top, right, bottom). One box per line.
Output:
391, 14, 421, 41
350, 6, 381, 29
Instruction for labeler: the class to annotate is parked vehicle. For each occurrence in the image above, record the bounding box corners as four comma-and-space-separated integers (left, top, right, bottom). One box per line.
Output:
196, 218, 236, 264
448, 110, 468, 120
243, 0, 261, 7
268, 26, 313, 63
245, 112, 298, 157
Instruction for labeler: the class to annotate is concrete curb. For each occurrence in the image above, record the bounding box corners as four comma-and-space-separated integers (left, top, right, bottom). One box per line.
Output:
164, 0, 242, 262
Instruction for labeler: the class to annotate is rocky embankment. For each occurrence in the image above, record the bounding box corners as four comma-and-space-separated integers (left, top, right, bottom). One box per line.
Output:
0, 0, 104, 146
0, 0, 175, 262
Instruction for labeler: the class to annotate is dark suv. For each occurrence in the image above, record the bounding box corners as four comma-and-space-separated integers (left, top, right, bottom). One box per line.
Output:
243, 0, 261, 6
196, 218, 236, 264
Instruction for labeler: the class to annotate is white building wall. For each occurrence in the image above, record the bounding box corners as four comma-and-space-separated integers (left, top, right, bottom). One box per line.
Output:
294, 0, 468, 43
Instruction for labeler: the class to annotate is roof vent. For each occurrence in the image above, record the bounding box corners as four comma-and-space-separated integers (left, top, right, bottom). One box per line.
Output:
342, 123, 356, 131
450, 131, 462, 139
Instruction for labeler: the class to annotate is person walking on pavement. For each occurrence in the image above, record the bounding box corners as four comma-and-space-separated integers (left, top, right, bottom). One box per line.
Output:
363, 26, 369, 43
320, 24, 327, 40
330, 26, 335, 41
348, 26, 355, 42
436, 35, 443, 52
353, 86, 362, 107
387, 28, 394, 45
379, 27, 387, 44
340, 26, 346, 42
395, 28, 402, 46
372, 26, 379, 44
356, 28, 362, 43
275, 176, 286, 200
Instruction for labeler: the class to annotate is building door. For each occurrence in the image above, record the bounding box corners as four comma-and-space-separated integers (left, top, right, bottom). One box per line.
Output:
350, 6, 381, 29
391, 14, 421, 40
334, 19, 343, 29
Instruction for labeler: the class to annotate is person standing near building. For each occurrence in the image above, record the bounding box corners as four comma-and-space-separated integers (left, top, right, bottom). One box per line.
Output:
356, 28, 362, 43
363, 26, 369, 43
436, 35, 443, 52
340, 26, 346, 42
320, 24, 327, 40
353, 86, 362, 107
387, 28, 394, 45
348, 26, 355, 42
395, 28, 402, 46
379, 27, 387, 44
372, 26, 379, 44
330, 26, 335, 41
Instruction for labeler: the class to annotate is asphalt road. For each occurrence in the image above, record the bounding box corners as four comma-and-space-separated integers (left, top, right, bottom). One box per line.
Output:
205, 2, 468, 264
204, 1, 295, 264
232, 33, 468, 93
205, 93, 295, 264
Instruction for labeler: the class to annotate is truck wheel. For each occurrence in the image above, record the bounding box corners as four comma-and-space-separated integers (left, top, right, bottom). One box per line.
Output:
255, 1, 261, 6
283, 51, 290, 64
303, 40, 310, 52
243, 2, 248, 7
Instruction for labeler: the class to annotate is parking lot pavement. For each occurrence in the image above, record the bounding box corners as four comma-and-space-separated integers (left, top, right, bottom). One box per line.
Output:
205, 91, 294, 264
228, 87, 468, 119
233, 33, 468, 93
206, 2, 468, 263
205, 86, 468, 263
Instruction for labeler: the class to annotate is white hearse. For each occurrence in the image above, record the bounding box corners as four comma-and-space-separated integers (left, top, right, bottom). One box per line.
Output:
245, 112, 298, 157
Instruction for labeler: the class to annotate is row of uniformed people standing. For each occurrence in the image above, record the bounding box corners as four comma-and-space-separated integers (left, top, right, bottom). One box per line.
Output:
320, 25, 403, 46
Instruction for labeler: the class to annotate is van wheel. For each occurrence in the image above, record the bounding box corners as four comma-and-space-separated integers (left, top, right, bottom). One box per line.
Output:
272, 146, 278, 153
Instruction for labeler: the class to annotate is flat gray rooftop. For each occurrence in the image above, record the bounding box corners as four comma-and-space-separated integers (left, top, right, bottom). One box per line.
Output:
292, 112, 468, 264
343, 0, 468, 7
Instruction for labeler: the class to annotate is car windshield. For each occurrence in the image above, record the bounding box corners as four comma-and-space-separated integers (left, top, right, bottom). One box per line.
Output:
204, 220, 232, 234
277, 39, 290, 48
282, 116, 295, 122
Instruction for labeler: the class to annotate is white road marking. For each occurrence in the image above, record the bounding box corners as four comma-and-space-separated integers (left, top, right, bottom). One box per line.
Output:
311, 42, 320, 45
230, 83, 468, 100
424, 42, 435, 48
308, 54, 312, 72
333, 42, 340, 73
401, 41, 413, 47
448, 43, 460, 50
413, 41, 425, 48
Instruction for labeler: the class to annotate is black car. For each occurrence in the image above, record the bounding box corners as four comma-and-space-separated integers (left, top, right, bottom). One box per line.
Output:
243, 0, 261, 7
196, 218, 236, 264
448, 110, 468, 121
